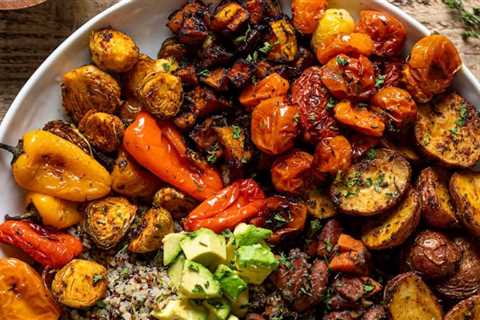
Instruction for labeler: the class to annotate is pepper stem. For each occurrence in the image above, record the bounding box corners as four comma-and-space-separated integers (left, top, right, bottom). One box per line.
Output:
0, 143, 16, 155
0, 140, 23, 164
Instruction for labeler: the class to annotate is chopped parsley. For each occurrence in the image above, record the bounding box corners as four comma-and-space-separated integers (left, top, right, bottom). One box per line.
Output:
324, 239, 333, 253
232, 125, 242, 140
363, 283, 375, 293
456, 103, 468, 127
258, 41, 274, 54
246, 51, 259, 63
336, 55, 348, 66
293, 113, 300, 124
96, 300, 107, 308
373, 174, 385, 192
279, 252, 293, 269
120, 267, 130, 277
206, 143, 220, 164
198, 69, 210, 77
92, 274, 104, 285
309, 219, 323, 237
327, 96, 337, 110
366, 148, 377, 160
162, 63, 171, 72
422, 134, 431, 146
234, 24, 252, 45
375, 74, 385, 88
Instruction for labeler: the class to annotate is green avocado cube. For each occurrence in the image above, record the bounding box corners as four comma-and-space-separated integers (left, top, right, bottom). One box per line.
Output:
151, 299, 207, 320
167, 254, 185, 289
203, 298, 231, 320
163, 233, 187, 266
231, 289, 249, 318
181, 228, 227, 269
233, 223, 272, 247
180, 260, 221, 299
227, 316, 239, 320
214, 264, 247, 301
235, 244, 279, 285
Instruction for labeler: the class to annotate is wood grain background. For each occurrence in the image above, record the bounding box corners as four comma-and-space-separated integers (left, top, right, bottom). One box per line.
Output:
0, 0, 479, 122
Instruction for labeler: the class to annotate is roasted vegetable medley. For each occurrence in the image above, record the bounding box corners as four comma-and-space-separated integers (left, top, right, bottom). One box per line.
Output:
1, 0, 480, 319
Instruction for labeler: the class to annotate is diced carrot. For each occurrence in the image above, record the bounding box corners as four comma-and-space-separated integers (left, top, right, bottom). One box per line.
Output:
337, 233, 367, 253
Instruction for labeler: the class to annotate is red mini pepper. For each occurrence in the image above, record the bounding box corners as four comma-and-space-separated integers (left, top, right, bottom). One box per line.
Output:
183, 179, 266, 233
0, 220, 83, 268
123, 112, 224, 201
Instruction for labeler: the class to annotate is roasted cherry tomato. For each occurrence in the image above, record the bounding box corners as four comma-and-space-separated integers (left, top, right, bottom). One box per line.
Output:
355, 10, 407, 57
251, 96, 299, 155
271, 150, 314, 194
315, 33, 374, 65
320, 54, 376, 101
313, 135, 352, 176
183, 179, 266, 233
372, 57, 404, 89
334, 101, 385, 137
403, 35, 462, 103
371, 87, 417, 131
291, 66, 338, 144
291, 0, 327, 34
239, 73, 290, 110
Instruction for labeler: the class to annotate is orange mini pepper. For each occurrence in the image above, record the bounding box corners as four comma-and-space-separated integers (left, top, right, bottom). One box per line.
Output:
123, 112, 223, 201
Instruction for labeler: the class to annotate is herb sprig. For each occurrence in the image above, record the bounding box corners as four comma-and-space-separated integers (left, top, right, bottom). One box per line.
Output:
443, 0, 480, 39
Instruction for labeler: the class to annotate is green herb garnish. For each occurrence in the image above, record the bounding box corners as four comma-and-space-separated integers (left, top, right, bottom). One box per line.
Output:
232, 125, 242, 140
375, 74, 385, 88
336, 55, 348, 66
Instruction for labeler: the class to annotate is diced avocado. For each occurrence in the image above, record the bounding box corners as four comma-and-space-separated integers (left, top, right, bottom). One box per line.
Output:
181, 228, 227, 269
214, 265, 247, 302
151, 299, 207, 320
180, 260, 221, 299
227, 316, 239, 320
231, 289, 249, 318
163, 233, 187, 266
168, 254, 185, 289
203, 298, 231, 320
235, 244, 279, 285
233, 223, 272, 247
225, 237, 235, 264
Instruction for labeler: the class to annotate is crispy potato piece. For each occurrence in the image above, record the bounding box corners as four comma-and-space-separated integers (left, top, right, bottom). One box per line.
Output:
380, 139, 421, 165
174, 65, 198, 88
334, 101, 385, 137
198, 34, 233, 68
305, 188, 337, 219
385, 272, 443, 320
415, 93, 480, 168
331, 148, 411, 216
227, 59, 254, 89
361, 189, 420, 250
417, 167, 459, 229
268, 19, 298, 62
78, 111, 125, 153
444, 294, 480, 320
210, 2, 249, 34
128, 208, 174, 253
43, 120, 92, 155
450, 171, 480, 237
435, 237, 480, 300
167, 1, 209, 45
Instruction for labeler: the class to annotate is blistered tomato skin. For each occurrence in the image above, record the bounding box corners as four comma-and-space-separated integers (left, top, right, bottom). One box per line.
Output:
320, 54, 376, 101
271, 150, 314, 194
372, 87, 417, 130
291, 0, 327, 34
315, 33, 374, 65
356, 10, 407, 57
313, 135, 352, 176
239, 72, 290, 110
251, 96, 299, 155
311, 9, 355, 52
291, 66, 338, 144
403, 34, 462, 103
334, 101, 385, 137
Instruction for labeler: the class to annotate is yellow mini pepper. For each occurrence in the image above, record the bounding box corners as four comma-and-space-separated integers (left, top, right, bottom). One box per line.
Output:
1, 130, 111, 202
25, 192, 82, 229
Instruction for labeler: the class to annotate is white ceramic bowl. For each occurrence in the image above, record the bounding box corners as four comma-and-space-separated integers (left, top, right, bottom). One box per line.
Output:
1, 0, 479, 257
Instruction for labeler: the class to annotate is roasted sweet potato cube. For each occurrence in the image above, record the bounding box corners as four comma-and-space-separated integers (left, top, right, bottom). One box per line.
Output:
245, 0, 264, 24
254, 60, 273, 79
211, 2, 250, 34
190, 117, 222, 150
198, 35, 234, 68
234, 24, 265, 54
174, 65, 198, 88
157, 37, 187, 62
264, 0, 283, 18
167, 1, 209, 45
200, 68, 230, 92
227, 59, 254, 89
190, 86, 231, 116
173, 110, 198, 130
178, 15, 209, 45
215, 126, 253, 167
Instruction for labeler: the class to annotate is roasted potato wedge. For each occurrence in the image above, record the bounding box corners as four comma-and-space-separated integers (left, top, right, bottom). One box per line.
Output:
416, 167, 459, 229
450, 171, 480, 237
385, 272, 443, 320
444, 294, 480, 320
415, 93, 480, 168
153, 187, 197, 219
51, 259, 107, 308
78, 111, 125, 153
361, 189, 421, 250
435, 237, 480, 300
43, 120, 92, 155
330, 148, 411, 216
128, 208, 174, 253
305, 187, 337, 220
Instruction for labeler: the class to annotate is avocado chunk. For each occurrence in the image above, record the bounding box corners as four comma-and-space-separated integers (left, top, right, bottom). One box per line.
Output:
151, 299, 207, 320
167, 254, 185, 289
227, 316, 239, 320
203, 298, 231, 320
180, 260, 221, 299
214, 265, 247, 302
163, 233, 187, 266
181, 228, 227, 268
235, 244, 279, 285
233, 223, 272, 247
231, 289, 249, 318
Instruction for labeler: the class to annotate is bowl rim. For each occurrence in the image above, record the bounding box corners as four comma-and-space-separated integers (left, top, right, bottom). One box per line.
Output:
0, 0, 47, 10
0, 0, 479, 148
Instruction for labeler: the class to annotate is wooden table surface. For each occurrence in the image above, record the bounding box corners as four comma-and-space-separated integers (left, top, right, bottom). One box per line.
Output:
0, 0, 479, 122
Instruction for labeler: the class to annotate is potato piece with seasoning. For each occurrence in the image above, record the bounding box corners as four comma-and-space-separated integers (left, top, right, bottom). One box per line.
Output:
445, 295, 480, 320
111, 150, 162, 198
62, 65, 121, 123
83, 197, 137, 250
0, 258, 62, 320
450, 171, 480, 237
267, 19, 298, 62
157, 37, 187, 62
129, 207, 174, 253
305, 187, 337, 220
89, 28, 139, 73
291, 0, 327, 34
78, 111, 125, 153
51, 259, 107, 309
415, 93, 480, 168
330, 148, 411, 216
271, 150, 313, 194
334, 101, 385, 137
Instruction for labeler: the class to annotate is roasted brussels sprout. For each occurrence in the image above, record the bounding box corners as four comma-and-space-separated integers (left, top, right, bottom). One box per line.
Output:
78, 111, 125, 153
445, 295, 480, 320
158, 37, 187, 62
267, 19, 298, 62
83, 197, 137, 250
89, 28, 139, 73
119, 96, 143, 126
153, 187, 197, 219
271, 150, 314, 194
62, 65, 121, 123
51, 259, 107, 308
128, 207, 174, 253
406, 230, 461, 279
43, 120, 92, 155
111, 150, 162, 198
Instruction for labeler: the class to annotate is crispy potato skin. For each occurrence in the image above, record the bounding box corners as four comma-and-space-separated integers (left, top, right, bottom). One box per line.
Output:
51, 259, 107, 308
415, 93, 480, 168
305, 188, 337, 220
78, 111, 125, 153
450, 171, 480, 237
128, 207, 174, 253
291, 0, 327, 34
444, 294, 480, 320
271, 150, 313, 194
43, 120, 92, 155
385, 272, 443, 320
406, 230, 461, 279
416, 167, 459, 229
62, 65, 121, 123
90, 28, 139, 73
435, 237, 480, 300
361, 189, 420, 250
331, 148, 411, 216
210, 2, 249, 34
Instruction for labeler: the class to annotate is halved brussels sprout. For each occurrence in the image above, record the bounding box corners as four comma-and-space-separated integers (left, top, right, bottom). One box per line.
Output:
128, 207, 174, 253
153, 187, 197, 219
78, 111, 125, 153
43, 120, 92, 155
